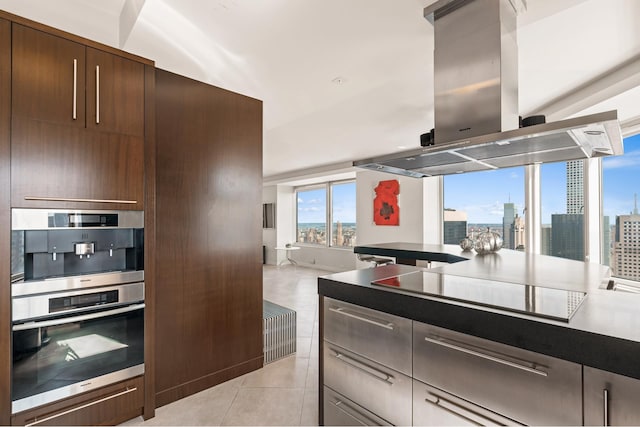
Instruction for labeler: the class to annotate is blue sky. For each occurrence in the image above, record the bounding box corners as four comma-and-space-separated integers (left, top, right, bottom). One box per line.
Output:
297, 134, 640, 225
297, 182, 356, 223
445, 134, 640, 224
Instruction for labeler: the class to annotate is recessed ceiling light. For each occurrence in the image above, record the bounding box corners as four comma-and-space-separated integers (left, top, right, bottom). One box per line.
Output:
331, 76, 347, 85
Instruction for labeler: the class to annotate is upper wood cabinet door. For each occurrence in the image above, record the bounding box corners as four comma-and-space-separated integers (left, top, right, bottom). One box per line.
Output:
12, 24, 86, 127
86, 47, 145, 137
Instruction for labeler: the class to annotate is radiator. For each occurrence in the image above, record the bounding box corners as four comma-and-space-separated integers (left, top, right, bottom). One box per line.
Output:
263, 300, 297, 364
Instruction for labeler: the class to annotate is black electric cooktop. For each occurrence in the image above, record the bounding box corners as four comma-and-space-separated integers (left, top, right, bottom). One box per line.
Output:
372, 270, 586, 322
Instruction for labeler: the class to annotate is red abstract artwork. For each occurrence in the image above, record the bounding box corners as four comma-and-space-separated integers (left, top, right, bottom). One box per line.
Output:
373, 179, 399, 226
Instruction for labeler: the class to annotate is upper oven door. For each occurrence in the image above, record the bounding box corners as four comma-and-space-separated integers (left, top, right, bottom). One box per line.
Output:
12, 302, 145, 414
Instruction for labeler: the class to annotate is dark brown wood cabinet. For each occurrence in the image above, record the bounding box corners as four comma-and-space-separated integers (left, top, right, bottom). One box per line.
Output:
0, 16, 12, 427
11, 23, 87, 128
12, 24, 144, 136
11, 376, 144, 426
86, 47, 145, 137
10, 23, 146, 209
154, 69, 264, 406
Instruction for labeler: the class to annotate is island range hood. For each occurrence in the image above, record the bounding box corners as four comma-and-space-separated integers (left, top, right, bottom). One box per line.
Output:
354, 0, 623, 178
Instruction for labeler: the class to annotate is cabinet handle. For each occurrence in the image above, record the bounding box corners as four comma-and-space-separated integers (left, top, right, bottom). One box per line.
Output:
72, 59, 77, 120
95, 65, 100, 124
333, 400, 383, 426
424, 391, 517, 426
424, 335, 548, 377
24, 196, 137, 204
329, 307, 394, 330
331, 349, 394, 385
25, 386, 137, 426
603, 389, 609, 426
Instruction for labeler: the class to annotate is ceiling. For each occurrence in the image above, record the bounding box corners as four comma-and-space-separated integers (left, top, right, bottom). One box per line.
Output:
1, 0, 639, 183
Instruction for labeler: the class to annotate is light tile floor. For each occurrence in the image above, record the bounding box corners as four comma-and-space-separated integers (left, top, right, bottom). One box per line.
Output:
121, 264, 328, 426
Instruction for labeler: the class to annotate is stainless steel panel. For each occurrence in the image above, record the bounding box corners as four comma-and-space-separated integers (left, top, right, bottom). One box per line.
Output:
434, 0, 518, 143
323, 343, 412, 426
584, 366, 640, 426
12, 208, 144, 230
413, 322, 582, 425
324, 297, 412, 375
12, 281, 144, 321
12, 364, 144, 414
12, 270, 144, 297
323, 386, 391, 426
413, 378, 523, 426
263, 300, 296, 364
353, 110, 623, 178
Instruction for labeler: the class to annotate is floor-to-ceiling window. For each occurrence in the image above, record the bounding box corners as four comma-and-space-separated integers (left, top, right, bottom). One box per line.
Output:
603, 133, 640, 280
296, 180, 357, 248
443, 167, 525, 248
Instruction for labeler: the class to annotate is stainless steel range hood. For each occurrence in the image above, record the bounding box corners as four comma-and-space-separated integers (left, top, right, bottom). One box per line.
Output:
354, 0, 623, 178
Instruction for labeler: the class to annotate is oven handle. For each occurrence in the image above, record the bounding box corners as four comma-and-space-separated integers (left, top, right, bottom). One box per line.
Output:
12, 303, 145, 331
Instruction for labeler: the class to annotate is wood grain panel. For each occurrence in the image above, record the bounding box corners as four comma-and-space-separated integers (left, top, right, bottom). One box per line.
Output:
11, 116, 144, 210
11, 376, 143, 426
0, 17, 11, 426
86, 47, 145, 137
142, 64, 157, 420
155, 69, 263, 405
12, 24, 86, 127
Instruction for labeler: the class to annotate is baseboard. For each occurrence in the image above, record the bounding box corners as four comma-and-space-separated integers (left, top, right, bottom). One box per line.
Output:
155, 356, 263, 408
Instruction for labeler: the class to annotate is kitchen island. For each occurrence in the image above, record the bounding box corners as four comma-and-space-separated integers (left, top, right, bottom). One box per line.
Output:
318, 244, 640, 425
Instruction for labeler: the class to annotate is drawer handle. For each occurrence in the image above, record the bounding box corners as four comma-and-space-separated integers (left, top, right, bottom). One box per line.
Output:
331, 349, 394, 385
25, 386, 137, 426
424, 391, 518, 426
423, 335, 548, 377
603, 388, 609, 426
333, 400, 384, 426
329, 307, 394, 330
24, 196, 138, 204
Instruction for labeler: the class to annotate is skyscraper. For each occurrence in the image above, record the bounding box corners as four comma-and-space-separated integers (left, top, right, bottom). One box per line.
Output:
566, 160, 584, 214
444, 208, 467, 244
551, 214, 584, 261
611, 196, 640, 280
503, 203, 516, 249
549, 161, 585, 261
511, 214, 525, 250
336, 221, 344, 246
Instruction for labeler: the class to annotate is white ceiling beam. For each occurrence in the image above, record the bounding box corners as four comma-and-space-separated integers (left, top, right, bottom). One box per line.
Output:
119, 0, 146, 49
621, 116, 640, 138
526, 54, 640, 121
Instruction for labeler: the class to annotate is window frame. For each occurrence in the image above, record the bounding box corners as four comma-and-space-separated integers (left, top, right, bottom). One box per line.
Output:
295, 179, 356, 249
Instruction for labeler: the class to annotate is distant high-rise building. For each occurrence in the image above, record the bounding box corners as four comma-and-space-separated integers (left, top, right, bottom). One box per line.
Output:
551, 214, 584, 261
336, 221, 344, 246
541, 225, 552, 255
511, 214, 526, 250
503, 203, 516, 249
602, 215, 611, 266
566, 160, 584, 214
444, 208, 468, 245
611, 196, 640, 280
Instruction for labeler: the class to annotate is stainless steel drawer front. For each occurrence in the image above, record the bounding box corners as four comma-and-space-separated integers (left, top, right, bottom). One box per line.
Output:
413, 379, 523, 426
324, 297, 412, 375
323, 386, 391, 426
324, 343, 412, 426
413, 322, 582, 426
584, 366, 640, 426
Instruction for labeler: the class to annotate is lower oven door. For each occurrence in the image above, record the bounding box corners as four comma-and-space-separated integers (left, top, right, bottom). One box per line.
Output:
12, 303, 144, 414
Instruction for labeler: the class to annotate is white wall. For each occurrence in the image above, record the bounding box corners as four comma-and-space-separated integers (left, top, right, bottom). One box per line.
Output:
263, 171, 443, 272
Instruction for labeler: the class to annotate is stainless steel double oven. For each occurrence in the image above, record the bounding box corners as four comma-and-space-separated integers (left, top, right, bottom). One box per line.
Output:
10, 209, 145, 414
